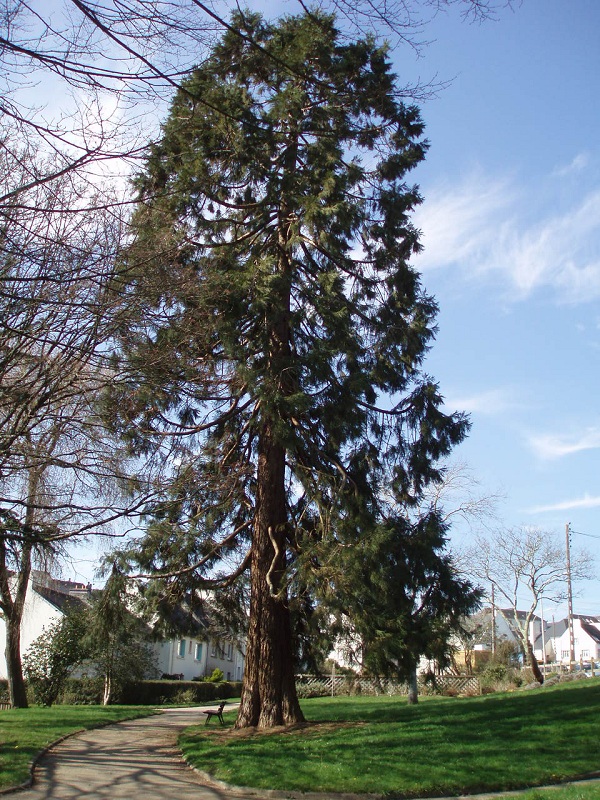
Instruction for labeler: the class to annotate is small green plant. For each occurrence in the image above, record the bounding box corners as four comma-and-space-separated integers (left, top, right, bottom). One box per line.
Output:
24, 612, 88, 706
205, 668, 224, 683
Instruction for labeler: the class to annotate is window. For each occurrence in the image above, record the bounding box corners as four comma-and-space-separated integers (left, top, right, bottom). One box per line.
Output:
226, 642, 234, 661
177, 639, 186, 658
561, 650, 569, 659
195, 643, 203, 661
581, 649, 589, 658
210, 641, 216, 657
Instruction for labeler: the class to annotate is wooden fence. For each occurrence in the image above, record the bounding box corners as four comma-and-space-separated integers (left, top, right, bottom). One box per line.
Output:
296, 673, 480, 697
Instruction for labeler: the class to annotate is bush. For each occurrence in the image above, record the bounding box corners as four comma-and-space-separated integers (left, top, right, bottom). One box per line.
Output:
119, 679, 242, 705
205, 668, 224, 683
59, 677, 103, 705
296, 685, 329, 699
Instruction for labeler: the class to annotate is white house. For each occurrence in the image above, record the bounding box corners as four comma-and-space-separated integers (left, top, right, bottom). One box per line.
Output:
0, 572, 91, 679
155, 636, 244, 682
534, 615, 600, 665
0, 571, 245, 682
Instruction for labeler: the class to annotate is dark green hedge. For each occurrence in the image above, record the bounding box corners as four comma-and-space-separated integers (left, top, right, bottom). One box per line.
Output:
0, 677, 242, 706
119, 679, 242, 705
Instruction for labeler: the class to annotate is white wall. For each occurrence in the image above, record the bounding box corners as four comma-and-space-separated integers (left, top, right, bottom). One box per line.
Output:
205, 638, 244, 682
0, 587, 63, 679
548, 619, 600, 663
153, 637, 209, 680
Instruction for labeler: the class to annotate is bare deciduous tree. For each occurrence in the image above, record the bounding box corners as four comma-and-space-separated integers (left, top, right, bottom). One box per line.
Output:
463, 526, 593, 684
0, 136, 157, 707
1, 0, 513, 208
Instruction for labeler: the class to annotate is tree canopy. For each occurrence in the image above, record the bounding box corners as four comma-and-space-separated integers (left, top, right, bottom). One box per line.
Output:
107, 10, 469, 728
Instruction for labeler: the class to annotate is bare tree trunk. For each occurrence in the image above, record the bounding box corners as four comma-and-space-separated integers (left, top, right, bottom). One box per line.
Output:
5, 614, 29, 708
103, 672, 112, 705
526, 640, 544, 684
407, 665, 419, 705
0, 537, 32, 708
235, 425, 304, 728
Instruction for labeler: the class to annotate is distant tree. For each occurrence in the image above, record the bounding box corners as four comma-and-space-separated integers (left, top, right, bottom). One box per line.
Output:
0, 137, 151, 708
82, 569, 157, 705
324, 512, 482, 703
464, 526, 593, 684
107, 11, 468, 728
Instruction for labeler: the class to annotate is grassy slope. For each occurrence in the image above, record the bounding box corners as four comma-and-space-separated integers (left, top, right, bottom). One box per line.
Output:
0, 705, 156, 790
180, 680, 600, 797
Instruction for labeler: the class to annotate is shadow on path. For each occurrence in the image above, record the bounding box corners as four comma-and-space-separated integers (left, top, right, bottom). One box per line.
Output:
11, 707, 254, 800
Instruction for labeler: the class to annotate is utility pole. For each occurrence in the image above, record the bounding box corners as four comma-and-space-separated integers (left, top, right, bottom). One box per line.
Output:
540, 598, 547, 677
565, 522, 575, 672
491, 583, 497, 655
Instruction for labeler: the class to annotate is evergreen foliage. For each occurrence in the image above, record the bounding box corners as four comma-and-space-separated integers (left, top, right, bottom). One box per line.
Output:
109, 11, 469, 727
325, 512, 482, 694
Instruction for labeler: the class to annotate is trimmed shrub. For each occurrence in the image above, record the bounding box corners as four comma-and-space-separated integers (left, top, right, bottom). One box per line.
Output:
59, 677, 103, 705
118, 679, 242, 705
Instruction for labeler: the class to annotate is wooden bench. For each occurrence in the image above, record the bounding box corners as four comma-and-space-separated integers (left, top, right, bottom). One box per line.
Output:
202, 701, 226, 726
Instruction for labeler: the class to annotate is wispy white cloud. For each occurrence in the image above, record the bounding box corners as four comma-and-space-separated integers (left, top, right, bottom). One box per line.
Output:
413, 171, 600, 303
529, 493, 600, 513
528, 427, 600, 460
552, 152, 590, 177
443, 387, 519, 416
413, 172, 514, 274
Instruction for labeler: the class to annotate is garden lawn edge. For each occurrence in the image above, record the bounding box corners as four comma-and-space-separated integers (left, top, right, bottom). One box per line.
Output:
183, 760, 600, 800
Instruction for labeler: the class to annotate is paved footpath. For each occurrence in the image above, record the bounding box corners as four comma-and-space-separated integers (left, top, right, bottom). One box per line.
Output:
12, 706, 262, 800
10, 706, 600, 800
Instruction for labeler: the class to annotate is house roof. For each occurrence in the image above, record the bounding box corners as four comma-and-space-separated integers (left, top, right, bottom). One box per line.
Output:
580, 621, 600, 645
33, 584, 87, 614
533, 616, 600, 648
152, 594, 211, 639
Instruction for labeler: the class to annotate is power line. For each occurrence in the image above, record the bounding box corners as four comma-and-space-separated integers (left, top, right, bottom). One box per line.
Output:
570, 529, 600, 540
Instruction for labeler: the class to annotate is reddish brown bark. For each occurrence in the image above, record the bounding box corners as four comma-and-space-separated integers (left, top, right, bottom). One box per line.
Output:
235, 424, 304, 728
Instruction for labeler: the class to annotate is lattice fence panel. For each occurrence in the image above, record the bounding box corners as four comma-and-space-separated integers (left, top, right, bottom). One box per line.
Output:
295, 674, 480, 697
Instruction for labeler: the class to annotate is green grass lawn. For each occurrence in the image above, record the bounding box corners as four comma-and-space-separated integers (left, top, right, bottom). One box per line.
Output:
517, 785, 600, 800
0, 705, 157, 790
180, 679, 600, 797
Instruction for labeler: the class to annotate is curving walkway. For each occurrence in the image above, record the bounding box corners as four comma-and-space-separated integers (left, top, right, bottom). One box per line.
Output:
11, 706, 261, 800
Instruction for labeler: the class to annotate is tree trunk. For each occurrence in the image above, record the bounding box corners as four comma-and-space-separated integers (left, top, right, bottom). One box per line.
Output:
407, 665, 419, 705
526, 640, 544, 684
5, 614, 29, 708
235, 424, 304, 728
103, 672, 112, 705
1, 538, 32, 709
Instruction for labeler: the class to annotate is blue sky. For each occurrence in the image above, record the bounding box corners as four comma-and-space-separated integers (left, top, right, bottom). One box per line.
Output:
388, 0, 600, 615
68, 0, 600, 615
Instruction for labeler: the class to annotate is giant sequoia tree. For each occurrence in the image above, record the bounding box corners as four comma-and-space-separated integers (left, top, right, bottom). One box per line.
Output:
112, 12, 469, 728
